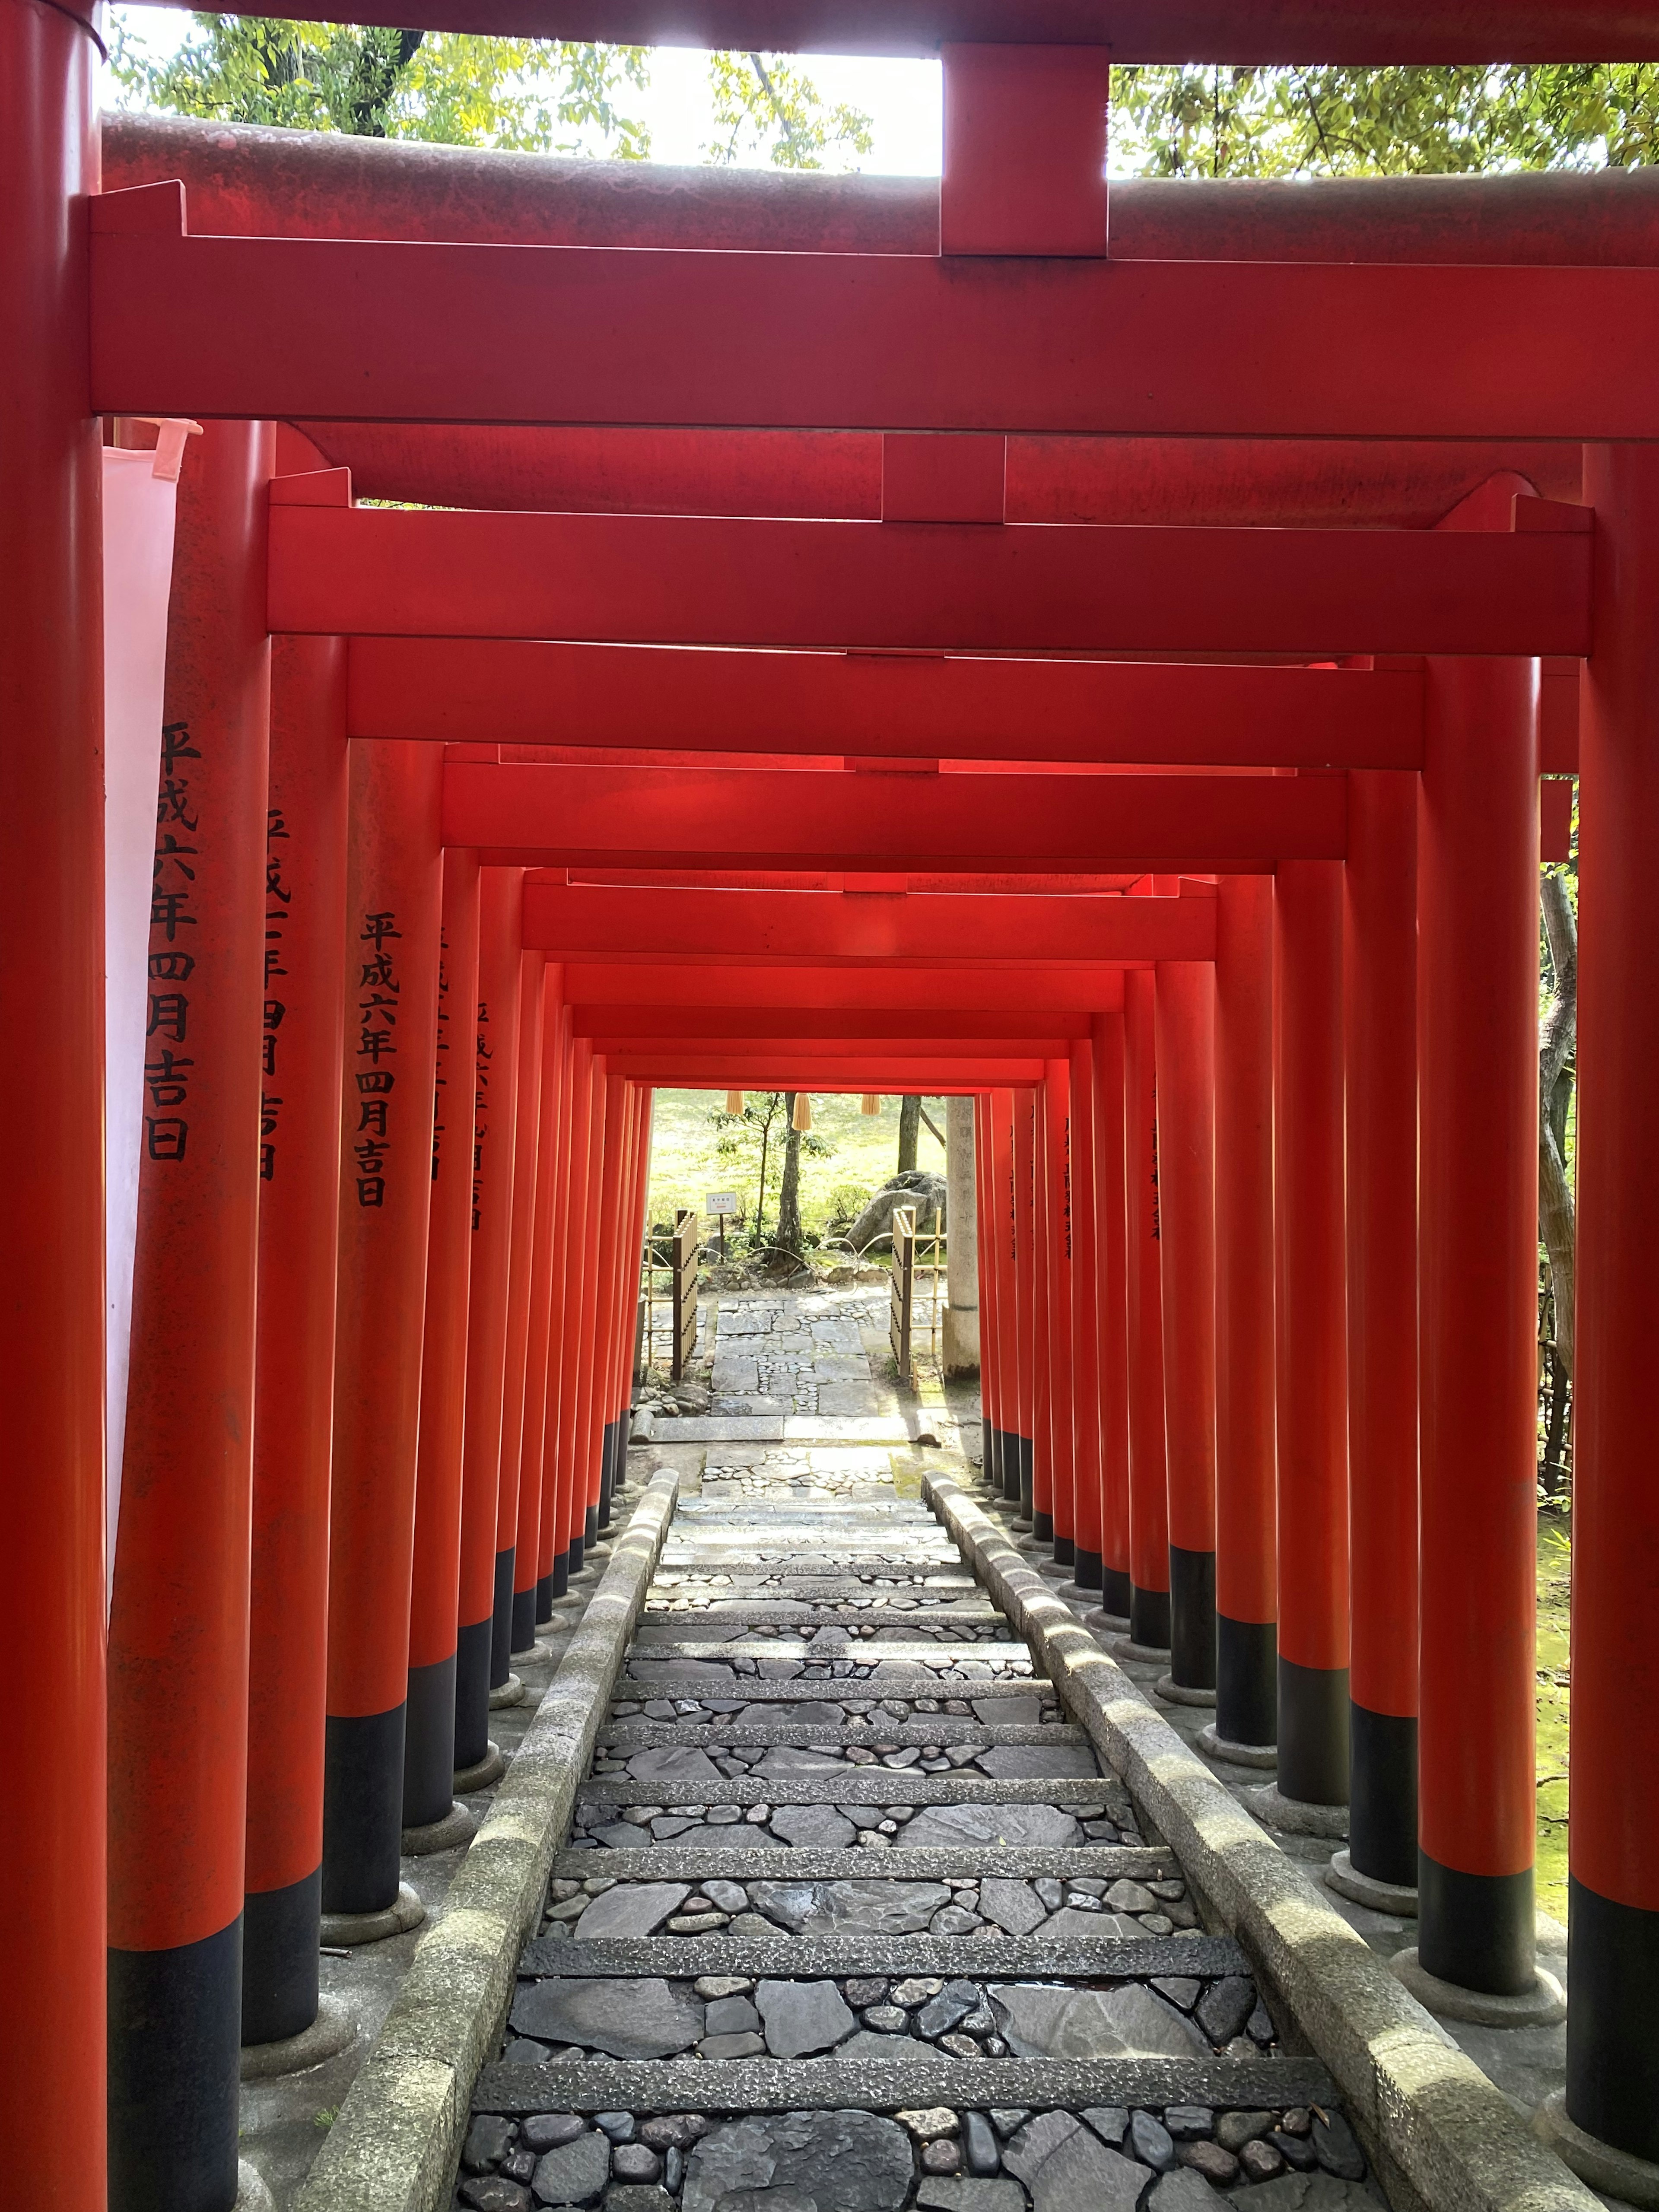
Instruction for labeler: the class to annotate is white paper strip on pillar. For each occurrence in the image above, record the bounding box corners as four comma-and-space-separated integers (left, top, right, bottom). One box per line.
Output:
102, 430, 192, 1607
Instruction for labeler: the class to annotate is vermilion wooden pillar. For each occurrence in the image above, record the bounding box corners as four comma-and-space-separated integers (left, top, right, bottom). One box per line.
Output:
108, 420, 271, 2212
1090, 1013, 1132, 1621
511, 972, 565, 1653
1068, 1039, 1104, 1592
1155, 955, 1219, 1695
609, 1085, 654, 1518
572, 1060, 611, 1563
554, 1038, 597, 1580
454, 869, 523, 1777
323, 740, 442, 1918
588, 1066, 630, 1545
973, 1096, 1000, 1488
1416, 652, 1542, 1995
1011, 1087, 1038, 1523
243, 630, 348, 2050
403, 845, 480, 1829
535, 1008, 577, 1617
1562, 441, 1659, 2165
0, 7, 106, 2183
491, 947, 545, 1684
1123, 970, 1171, 1652
1039, 1056, 1073, 1555
1212, 878, 1278, 1753
1273, 858, 1350, 1808
1341, 774, 1420, 1895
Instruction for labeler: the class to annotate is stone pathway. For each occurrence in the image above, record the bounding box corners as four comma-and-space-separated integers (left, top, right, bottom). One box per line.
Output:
457, 1290, 1386, 2212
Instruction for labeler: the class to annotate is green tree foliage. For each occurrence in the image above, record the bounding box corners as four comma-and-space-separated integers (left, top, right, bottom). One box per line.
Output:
705, 50, 873, 169
109, 14, 652, 152
1111, 63, 1659, 178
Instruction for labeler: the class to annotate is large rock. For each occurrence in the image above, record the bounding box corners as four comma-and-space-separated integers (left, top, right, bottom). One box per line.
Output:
1020, 2128, 1147, 2212
845, 1173, 947, 1254
973, 1697, 1040, 1727
989, 1983, 1210, 2059
977, 1879, 1048, 1938
917, 2184, 1027, 2212
572, 1882, 691, 1941
738, 1701, 845, 1727
1033, 1908, 1144, 1942
631, 1661, 738, 1689
770, 1804, 858, 1849
511, 1977, 704, 2059
756, 1747, 854, 1775
531, 2129, 613, 2206
835, 2029, 918, 2062
973, 1747, 1099, 1781
1231, 2182, 1387, 2212
755, 1977, 857, 2057
898, 1803, 1082, 1850
684, 2113, 914, 2212
1148, 2177, 1227, 2212
750, 1880, 953, 1936
626, 1746, 726, 1784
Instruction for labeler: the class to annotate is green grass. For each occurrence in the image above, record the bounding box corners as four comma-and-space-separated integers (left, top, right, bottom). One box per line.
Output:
1536, 1515, 1571, 1924
645, 1089, 949, 1245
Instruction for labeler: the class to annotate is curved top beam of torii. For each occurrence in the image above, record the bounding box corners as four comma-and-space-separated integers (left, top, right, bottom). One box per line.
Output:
108, 3, 1659, 65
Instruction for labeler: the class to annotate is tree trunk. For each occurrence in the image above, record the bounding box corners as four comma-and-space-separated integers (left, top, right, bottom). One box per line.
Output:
898, 1093, 921, 1173
1539, 872, 1577, 1378
778, 1094, 804, 1256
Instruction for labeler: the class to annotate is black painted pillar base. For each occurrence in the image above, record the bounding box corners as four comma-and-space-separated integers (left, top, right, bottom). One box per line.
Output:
1277, 1656, 1350, 1806
584, 1503, 599, 1547
1002, 1429, 1021, 1503
242, 1869, 320, 2048
1420, 1853, 1535, 1996
1350, 1703, 1417, 1888
534, 1572, 554, 1624
1039, 1519, 1062, 1553
1217, 1615, 1278, 1748
982, 1417, 995, 1488
1102, 1565, 1132, 1618
597, 1419, 616, 1529
509, 1584, 538, 1656
1169, 1545, 1218, 1690
1017, 1434, 1034, 1519
453, 1615, 492, 1771
402, 1650, 458, 1830
1567, 1876, 1659, 2162
110, 1915, 242, 2212
322, 1702, 406, 1915
1130, 1583, 1171, 1650
550, 1549, 569, 1599
569, 1530, 585, 1573
1073, 1547, 1103, 1592
488, 1545, 515, 1689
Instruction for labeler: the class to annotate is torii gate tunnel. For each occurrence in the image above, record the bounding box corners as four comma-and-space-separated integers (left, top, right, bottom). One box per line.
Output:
6, 0, 1659, 2205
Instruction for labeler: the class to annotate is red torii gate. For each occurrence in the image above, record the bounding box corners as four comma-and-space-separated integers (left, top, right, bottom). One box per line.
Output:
7, 7, 1659, 2209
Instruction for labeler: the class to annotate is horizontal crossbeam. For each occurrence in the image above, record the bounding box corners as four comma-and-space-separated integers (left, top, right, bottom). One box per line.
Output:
575, 1006, 1088, 1046
610, 1056, 1044, 1089
350, 638, 1423, 767
91, 207, 1659, 445
560, 962, 1130, 1009
524, 881, 1214, 963
445, 761, 1347, 868
125, 0, 1656, 63
275, 506, 1586, 658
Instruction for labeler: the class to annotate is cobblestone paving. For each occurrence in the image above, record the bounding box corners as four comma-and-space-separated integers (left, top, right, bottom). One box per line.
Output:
459, 1291, 1387, 2212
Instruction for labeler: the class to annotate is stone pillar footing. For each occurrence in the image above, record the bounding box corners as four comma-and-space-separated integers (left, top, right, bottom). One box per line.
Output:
454, 1742, 506, 1793
400, 1801, 477, 1856
1106, 1634, 1172, 1666
1389, 1947, 1565, 2026
1084, 1609, 1131, 1638
488, 1674, 524, 1710
1246, 1782, 1348, 1837
1195, 1723, 1277, 1770
1325, 1847, 1418, 1917
1154, 1674, 1218, 1709
319, 1882, 425, 1948
1535, 2091, 1659, 2209
238, 2158, 276, 2211
239, 1995, 356, 2081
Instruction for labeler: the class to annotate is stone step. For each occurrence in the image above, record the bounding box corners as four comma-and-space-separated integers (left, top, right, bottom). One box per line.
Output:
617, 1679, 1062, 1708
520, 1933, 1246, 1981
629, 1640, 1031, 1662
551, 1846, 1173, 1885
474, 2051, 1337, 2118
578, 1775, 1110, 1810
601, 1723, 1088, 1749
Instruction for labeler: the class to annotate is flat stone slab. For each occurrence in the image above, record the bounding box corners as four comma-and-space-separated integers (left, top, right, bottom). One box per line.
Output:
617, 1679, 1062, 1706
601, 1723, 1087, 1750
551, 1847, 1176, 1884
473, 2053, 1338, 2117
520, 1934, 1248, 1980
630, 1640, 1035, 1664
648, 1416, 917, 1443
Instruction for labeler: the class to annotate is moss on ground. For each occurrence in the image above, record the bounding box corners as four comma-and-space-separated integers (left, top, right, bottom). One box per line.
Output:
1536, 1514, 1571, 1923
